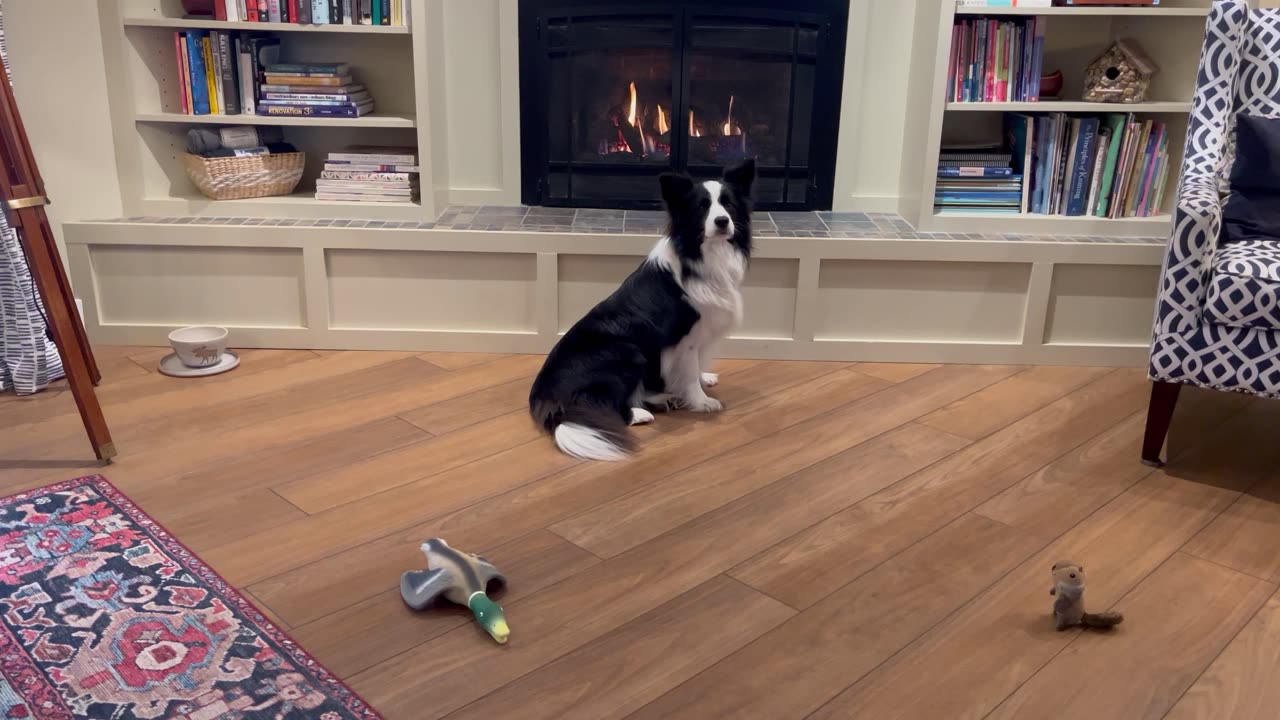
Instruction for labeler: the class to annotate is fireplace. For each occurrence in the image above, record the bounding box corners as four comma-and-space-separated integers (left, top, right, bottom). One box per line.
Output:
518, 0, 849, 211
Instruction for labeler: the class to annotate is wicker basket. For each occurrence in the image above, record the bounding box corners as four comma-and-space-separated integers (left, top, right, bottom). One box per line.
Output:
182, 152, 305, 201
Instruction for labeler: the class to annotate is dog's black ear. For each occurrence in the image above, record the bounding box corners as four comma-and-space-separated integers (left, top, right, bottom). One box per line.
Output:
659, 172, 695, 208
724, 158, 756, 195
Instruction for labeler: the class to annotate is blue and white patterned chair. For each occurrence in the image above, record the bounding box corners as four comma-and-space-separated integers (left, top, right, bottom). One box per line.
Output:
1144, 0, 1280, 465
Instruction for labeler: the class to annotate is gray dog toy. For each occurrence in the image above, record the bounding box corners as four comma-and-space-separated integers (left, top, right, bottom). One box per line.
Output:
400, 538, 510, 643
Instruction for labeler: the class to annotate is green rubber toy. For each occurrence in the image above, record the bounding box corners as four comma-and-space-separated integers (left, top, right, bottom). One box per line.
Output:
400, 538, 510, 644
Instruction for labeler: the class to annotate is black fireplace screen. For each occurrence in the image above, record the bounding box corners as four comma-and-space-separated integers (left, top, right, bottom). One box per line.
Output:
518, 0, 849, 210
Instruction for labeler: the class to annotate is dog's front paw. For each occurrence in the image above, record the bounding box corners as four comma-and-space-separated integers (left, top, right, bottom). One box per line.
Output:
685, 396, 724, 413
700, 372, 720, 388
629, 408, 655, 426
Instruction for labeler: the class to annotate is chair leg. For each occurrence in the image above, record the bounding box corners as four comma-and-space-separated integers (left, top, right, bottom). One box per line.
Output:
1141, 381, 1182, 468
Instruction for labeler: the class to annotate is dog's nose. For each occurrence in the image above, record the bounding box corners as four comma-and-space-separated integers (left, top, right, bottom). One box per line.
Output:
714, 216, 730, 229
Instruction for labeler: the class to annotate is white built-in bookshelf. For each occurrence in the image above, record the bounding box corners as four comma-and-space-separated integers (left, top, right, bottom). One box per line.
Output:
907, 1, 1213, 237
104, 0, 438, 221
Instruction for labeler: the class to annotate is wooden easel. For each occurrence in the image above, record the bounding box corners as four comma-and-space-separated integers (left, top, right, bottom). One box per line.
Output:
0, 56, 115, 462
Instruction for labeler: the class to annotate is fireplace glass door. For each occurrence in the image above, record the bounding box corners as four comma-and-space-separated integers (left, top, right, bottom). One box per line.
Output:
519, 0, 848, 210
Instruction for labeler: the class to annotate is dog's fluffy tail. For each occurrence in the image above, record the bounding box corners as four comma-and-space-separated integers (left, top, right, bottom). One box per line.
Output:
533, 402, 634, 462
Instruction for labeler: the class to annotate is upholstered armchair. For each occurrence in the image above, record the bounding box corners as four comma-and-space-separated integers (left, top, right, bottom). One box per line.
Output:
1144, 0, 1280, 466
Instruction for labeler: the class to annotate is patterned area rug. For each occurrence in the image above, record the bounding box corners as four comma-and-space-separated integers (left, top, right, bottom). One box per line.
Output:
0, 476, 381, 719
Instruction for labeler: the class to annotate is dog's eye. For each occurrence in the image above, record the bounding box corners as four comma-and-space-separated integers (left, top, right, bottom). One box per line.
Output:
699, 198, 711, 209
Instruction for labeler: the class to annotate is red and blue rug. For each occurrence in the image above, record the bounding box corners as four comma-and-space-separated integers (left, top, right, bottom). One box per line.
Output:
0, 475, 381, 719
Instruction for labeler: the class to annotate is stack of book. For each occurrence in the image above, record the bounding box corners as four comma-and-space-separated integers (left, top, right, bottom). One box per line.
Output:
257, 63, 374, 118
1020, 113, 1170, 218
947, 16, 1046, 103
934, 146, 1023, 215
212, 0, 410, 26
316, 145, 419, 203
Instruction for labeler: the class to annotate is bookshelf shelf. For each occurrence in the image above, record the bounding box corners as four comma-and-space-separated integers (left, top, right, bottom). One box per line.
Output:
931, 211, 1170, 235
954, 7, 1210, 17
946, 101, 1192, 113
142, 191, 424, 222
135, 112, 417, 129
123, 17, 411, 34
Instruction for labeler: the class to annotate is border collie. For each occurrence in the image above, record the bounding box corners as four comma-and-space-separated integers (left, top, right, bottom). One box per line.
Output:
528, 160, 756, 461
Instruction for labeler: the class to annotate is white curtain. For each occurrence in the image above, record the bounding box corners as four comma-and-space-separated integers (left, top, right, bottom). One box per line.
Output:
0, 0, 65, 394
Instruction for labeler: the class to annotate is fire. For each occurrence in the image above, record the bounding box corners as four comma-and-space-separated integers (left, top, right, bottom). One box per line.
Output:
689, 109, 702, 137
627, 82, 638, 127
657, 105, 669, 135
723, 95, 735, 136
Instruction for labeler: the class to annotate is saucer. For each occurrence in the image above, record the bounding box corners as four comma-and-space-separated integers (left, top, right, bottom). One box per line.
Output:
158, 350, 240, 378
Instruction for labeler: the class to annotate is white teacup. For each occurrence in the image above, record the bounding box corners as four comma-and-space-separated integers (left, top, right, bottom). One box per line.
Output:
168, 326, 228, 368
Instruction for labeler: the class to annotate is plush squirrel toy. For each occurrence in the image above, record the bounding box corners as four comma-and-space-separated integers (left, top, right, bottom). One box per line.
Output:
1050, 561, 1124, 631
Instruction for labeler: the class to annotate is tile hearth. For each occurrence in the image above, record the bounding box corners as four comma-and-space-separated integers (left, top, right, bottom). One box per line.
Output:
99, 206, 1164, 245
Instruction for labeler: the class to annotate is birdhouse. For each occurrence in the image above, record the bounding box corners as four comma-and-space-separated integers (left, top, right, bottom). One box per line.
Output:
1083, 39, 1158, 104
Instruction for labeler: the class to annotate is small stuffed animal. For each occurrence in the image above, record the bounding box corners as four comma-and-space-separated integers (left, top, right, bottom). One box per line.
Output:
1050, 561, 1123, 631
401, 538, 510, 644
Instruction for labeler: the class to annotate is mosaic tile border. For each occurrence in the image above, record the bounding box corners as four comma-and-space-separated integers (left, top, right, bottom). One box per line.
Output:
95, 205, 1166, 245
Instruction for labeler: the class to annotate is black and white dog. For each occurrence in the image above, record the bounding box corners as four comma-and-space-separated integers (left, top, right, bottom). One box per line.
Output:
529, 159, 756, 461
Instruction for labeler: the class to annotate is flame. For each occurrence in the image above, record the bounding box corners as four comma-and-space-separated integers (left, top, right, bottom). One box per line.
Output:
689, 109, 702, 137
657, 105, 669, 135
723, 95, 735, 136
627, 82, 638, 127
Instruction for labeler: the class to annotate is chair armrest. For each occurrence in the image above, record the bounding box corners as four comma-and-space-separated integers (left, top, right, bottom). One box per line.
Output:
1155, 180, 1223, 334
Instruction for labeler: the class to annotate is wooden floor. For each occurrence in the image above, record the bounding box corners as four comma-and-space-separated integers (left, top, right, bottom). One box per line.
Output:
4, 347, 1280, 720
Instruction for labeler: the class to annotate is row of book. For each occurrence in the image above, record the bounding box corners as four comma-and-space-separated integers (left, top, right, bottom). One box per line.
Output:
1014, 113, 1170, 218
935, 113, 1170, 218
947, 17, 1046, 103
316, 146, 419, 203
211, 0, 410, 26
173, 32, 376, 118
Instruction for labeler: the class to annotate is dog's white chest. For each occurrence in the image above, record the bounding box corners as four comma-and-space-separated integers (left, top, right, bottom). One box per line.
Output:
684, 241, 746, 330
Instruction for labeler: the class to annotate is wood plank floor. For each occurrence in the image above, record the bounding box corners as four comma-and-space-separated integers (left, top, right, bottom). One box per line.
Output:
4, 347, 1278, 720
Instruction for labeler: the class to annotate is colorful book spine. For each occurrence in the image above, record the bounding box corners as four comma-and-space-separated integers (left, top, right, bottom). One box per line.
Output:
175, 33, 191, 114
320, 171, 414, 180
236, 36, 255, 115
288, 0, 300, 22
257, 0, 269, 21
1135, 123, 1163, 217
1066, 117, 1099, 216
266, 63, 350, 75
312, 0, 329, 23
380, 0, 390, 24
200, 37, 219, 114
1085, 132, 1108, 216
258, 102, 373, 117
263, 75, 352, 86
324, 163, 419, 172
246, 0, 258, 21
260, 98, 365, 107
263, 90, 369, 101
215, 0, 228, 21
185, 33, 211, 115
937, 167, 1013, 178
215, 31, 240, 115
